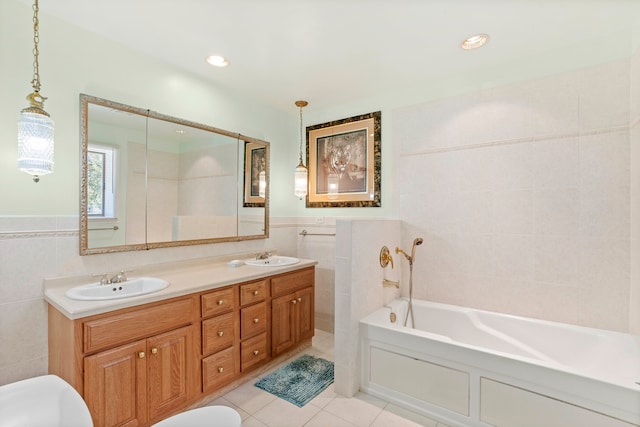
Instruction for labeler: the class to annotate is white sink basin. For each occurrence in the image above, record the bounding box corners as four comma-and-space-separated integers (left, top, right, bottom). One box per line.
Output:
244, 256, 300, 267
65, 277, 169, 301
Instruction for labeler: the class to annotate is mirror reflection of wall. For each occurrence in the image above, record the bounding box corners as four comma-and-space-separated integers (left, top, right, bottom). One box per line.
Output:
80, 94, 269, 255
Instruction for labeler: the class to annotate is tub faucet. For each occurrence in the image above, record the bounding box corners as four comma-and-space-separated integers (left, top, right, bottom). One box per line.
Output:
395, 237, 424, 266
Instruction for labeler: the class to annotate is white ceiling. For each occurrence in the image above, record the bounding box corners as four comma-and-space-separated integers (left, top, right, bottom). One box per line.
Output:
38, 0, 640, 112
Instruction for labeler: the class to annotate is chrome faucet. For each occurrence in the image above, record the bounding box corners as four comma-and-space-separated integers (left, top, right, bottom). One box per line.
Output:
109, 270, 129, 284
255, 251, 272, 260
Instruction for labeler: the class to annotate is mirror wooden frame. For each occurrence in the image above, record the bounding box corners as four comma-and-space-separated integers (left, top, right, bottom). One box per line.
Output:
79, 93, 269, 255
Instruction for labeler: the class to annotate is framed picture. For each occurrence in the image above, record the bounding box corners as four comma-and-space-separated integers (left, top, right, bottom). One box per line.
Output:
243, 141, 266, 207
306, 111, 381, 207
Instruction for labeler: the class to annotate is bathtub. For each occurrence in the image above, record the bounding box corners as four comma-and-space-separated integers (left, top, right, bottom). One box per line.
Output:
360, 298, 640, 427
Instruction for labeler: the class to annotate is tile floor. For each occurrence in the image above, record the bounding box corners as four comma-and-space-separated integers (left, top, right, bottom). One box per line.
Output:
203, 329, 450, 427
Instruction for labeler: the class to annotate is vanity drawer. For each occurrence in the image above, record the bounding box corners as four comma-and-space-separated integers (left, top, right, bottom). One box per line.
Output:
240, 279, 267, 306
202, 312, 235, 356
201, 286, 235, 318
83, 298, 193, 353
241, 333, 267, 371
240, 302, 267, 339
271, 268, 314, 297
202, 346, 237, 393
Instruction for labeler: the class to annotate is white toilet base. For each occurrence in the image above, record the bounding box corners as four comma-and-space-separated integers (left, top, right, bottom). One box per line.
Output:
151, 405, 242, 427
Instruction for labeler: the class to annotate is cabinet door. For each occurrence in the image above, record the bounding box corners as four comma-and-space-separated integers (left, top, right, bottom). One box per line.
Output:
271, 293, 295, 356
147, 326, 191, 423
296, 287, 314, 343
84, 340, 147, 427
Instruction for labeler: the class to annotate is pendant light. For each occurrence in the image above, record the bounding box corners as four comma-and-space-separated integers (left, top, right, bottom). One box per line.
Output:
294, 100, 308, 199
17, 0, 54, 183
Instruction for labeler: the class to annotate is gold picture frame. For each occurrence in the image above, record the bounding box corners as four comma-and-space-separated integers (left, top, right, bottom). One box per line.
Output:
306, 111, 381, 207
243, 141, 266, 207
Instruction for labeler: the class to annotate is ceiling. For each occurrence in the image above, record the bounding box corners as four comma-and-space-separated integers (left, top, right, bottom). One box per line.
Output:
37, 0, 640, 112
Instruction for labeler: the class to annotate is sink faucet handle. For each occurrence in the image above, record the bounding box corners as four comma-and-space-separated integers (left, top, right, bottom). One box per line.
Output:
255, 252, 272, 260
92, 272, 110, 285
110, 269, 133, 283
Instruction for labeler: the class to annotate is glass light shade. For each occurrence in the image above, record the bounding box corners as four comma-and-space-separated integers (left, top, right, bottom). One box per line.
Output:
294, 162, 308, 199
258, 170, 266, 198
17, 111, 54, 177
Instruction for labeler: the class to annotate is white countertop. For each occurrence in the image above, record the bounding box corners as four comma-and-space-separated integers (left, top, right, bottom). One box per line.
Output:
44, 257, 317, 320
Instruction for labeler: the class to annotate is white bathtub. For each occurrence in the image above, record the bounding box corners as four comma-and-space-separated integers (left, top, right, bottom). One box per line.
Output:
360, 298, 640, 427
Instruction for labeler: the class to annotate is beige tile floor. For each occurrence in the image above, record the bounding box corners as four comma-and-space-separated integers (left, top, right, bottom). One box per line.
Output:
204, 329, 450, 427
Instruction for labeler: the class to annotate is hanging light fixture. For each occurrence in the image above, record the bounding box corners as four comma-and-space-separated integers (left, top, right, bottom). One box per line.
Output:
17, 0, 54, 183
294, 100, 308, 199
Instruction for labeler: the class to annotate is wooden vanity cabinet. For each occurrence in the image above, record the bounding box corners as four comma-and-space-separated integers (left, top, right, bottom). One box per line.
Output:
84, 325, 192, 427
200, 286, 240, 393
271, 268, 315, 356
49, 296, 197, 427
239, 279, 268, 372
48, 266, 315, 427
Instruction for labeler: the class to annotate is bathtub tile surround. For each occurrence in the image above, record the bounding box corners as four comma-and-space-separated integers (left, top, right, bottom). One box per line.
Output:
630, 42, 640, 335
333, 219, 401, 396
394, 55, 639, 332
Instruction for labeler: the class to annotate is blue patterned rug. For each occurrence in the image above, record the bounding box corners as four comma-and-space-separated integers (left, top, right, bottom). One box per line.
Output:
255, 354, 334, 407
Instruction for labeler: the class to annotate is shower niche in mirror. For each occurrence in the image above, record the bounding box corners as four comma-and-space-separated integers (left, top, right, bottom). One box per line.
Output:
80, 94, 269, 255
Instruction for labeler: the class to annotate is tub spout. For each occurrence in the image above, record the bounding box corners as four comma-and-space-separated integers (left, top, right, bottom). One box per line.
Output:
382, 279, 400, 288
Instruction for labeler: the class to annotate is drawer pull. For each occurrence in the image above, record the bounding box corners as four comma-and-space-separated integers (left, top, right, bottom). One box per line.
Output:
138, 351, 145, 359
217, 299, 224, 305
253, 318, 260, 324
253, 290, 259, 296
218, 367, 224, 373
253, 350, 260, 356
291, 299, 297, 305
151, 347, 158, 355
217, 331, 224, 337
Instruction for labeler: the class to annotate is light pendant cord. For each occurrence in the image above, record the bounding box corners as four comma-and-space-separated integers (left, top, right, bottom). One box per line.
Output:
31, 0, 41, 93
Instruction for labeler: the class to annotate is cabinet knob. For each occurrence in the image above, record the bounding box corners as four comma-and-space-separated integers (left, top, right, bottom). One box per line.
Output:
218, 367, 224, 373
151, 347, 158, 355
253, 318, 260, 324
217, 299, 224, 305
218, 331, 224, 337
253, 350, 260, 356
291, 299, 297, 305
138, 351, 145, 359
298, 297, 302, 302
253, 290, 259, 296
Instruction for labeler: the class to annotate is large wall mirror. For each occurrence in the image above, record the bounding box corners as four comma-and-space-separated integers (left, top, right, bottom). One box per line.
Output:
79, 94, 269, 255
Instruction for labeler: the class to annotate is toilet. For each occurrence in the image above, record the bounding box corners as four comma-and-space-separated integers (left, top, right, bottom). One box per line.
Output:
0, 375, 241, 427
151, 406, 241, 427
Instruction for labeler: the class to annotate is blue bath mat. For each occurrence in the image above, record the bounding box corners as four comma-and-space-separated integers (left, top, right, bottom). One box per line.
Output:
254, 354, 334, 407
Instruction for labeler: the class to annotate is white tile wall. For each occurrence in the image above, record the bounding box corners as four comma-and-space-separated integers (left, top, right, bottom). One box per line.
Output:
0, 216, 298, 385
394, 57, 636, 331
630, 47, 640, 334
333, 219, 401, 397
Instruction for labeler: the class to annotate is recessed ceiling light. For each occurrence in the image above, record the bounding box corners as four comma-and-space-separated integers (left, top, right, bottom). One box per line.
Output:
461, 34, 489, 50
206, 55, 229, 67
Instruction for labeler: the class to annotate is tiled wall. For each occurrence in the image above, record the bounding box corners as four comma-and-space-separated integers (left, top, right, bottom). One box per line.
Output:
393, 58, 635, 332
0, 216, 298, 386
630, 47, 640, 334
333, 219, 401, 397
